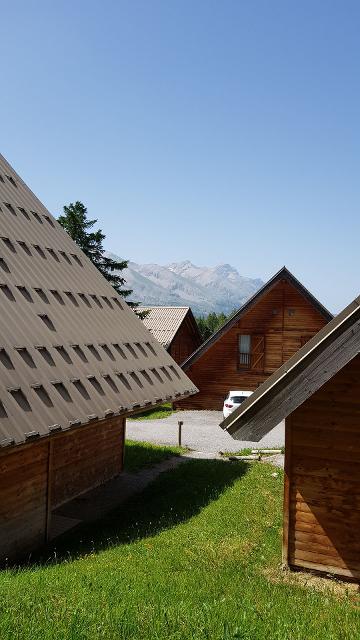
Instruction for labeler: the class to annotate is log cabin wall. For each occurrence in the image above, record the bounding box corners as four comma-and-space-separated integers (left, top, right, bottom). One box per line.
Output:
178, 279, 329, 410
0, 440, 49, 563
285, 354, 360, 581
170, 315, 202, 365
0, 416, 125, 563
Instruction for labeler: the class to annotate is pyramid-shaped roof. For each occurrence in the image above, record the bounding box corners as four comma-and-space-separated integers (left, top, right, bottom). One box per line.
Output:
0, 154, 197, 447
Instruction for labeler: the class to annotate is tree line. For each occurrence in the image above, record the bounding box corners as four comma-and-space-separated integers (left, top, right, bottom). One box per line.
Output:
196, 311, 235, 342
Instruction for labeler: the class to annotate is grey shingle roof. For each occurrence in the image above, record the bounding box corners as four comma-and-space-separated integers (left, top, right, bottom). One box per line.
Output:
0, 154, 197, 447
140, 306, 191, 349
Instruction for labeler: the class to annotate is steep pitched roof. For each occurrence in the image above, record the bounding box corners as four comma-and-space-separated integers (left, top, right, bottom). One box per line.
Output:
0, 154, 197, 448
181, 267, 333, 370
140, 306, 199, 349
220, 295, 360, 441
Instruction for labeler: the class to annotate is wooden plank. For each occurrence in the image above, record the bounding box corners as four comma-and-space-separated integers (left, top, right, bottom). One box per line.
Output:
289, 558, 360, 580
282, 415, 292, 566
290, 547, 360, 572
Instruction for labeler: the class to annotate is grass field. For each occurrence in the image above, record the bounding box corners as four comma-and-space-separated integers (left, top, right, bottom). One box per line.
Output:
0, 460, 358, 639
129, 402, 174, 420
124, 439, 187, 472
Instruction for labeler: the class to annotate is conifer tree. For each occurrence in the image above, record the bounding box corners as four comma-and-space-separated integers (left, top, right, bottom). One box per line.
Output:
58, 201, 142, 312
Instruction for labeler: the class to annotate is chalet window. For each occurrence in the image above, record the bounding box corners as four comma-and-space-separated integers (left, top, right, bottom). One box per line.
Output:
238, 334, 265, 370
238, 335, 251, 367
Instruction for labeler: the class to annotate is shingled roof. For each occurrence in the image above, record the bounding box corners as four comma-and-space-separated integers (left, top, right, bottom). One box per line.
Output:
0, 154, 197, 447
140, 306, 198, 349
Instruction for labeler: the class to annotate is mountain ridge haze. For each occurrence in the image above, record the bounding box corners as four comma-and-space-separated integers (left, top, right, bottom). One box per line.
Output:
107, 252, 263, 315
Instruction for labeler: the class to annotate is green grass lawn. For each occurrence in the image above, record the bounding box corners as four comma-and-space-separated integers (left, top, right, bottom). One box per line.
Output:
124, 439, 187, 472
129, 402, 174, 420
0, 461, 358, 639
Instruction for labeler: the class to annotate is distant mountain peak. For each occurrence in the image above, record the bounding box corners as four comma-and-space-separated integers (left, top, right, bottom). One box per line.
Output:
107, 253, 263, 316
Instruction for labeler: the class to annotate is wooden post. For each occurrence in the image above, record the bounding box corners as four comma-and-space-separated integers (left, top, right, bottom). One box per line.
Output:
178, 421, 183, 447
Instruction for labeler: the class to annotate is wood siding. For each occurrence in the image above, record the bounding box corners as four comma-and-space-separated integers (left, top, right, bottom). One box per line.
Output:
178, 279, 329, 410
0, 416, 125, 563
286, 354, 360, 580
169, 315, 202, 365
51, 417, 125, 508
0, 440, 48, 563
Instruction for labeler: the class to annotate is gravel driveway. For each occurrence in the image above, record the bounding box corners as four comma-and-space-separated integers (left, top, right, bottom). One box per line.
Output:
127, 410, 284, 454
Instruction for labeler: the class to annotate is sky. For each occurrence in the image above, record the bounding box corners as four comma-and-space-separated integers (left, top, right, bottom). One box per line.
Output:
0, 0, 359, 312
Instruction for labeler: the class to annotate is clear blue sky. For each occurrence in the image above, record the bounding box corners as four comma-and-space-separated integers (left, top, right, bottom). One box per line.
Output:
1, 1, 359, 312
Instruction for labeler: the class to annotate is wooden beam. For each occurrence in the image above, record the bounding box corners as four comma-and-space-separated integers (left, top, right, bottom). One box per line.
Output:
282, 416, 292, 567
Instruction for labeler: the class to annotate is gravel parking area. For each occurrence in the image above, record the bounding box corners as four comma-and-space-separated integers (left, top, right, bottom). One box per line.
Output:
127, 410, 284, 454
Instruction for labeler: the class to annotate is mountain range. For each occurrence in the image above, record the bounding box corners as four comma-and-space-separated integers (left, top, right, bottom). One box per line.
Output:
107, 253, 263, 316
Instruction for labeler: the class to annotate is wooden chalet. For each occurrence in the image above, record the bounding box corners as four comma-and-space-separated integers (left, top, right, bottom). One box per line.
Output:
0, 153, 197, 563
221, 296, 360, 581
140, 306, 202, 365
176, 268, 332, 410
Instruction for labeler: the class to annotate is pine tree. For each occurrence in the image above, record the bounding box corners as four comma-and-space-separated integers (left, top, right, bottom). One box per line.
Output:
58, 201, 142, 313
196, 311, 229, 342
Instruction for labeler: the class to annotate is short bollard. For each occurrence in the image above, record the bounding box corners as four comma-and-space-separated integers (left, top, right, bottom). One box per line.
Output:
178, 420, 183, 447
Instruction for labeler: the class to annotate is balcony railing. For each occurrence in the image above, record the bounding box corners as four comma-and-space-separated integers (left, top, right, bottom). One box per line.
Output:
239, 352, 251, 367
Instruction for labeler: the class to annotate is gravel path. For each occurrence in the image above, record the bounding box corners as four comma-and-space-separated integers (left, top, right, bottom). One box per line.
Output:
127, 410, 284, 453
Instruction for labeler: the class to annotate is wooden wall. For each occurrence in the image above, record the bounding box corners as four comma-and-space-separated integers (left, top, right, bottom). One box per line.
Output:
177, 279, 329, 410
0, 440, 48, 563
51, 416, 125, 508
0, 416, 125, 563
169, 314, 202, 365
284, 354, 360, 580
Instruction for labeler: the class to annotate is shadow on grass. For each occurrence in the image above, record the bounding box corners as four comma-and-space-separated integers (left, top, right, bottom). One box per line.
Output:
30, 459, 249, 568
124, 439, 185, 472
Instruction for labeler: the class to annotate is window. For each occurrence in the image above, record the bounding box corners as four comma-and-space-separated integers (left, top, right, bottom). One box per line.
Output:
31, 211, 43, 224
34, 288, 49, 303
4, 203, 16, 216
33, 245, 46, 258
0, 257, 10, 272
6, 175, 17, 187
238, 334, 265, 370
18, 240, 31, 255
18, 207, 30, 220
71, 254, 82, 266
59, 251, 71, 264
238, 335, 251, 367
47, 248, 60, 262
17, 286, 33, 302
